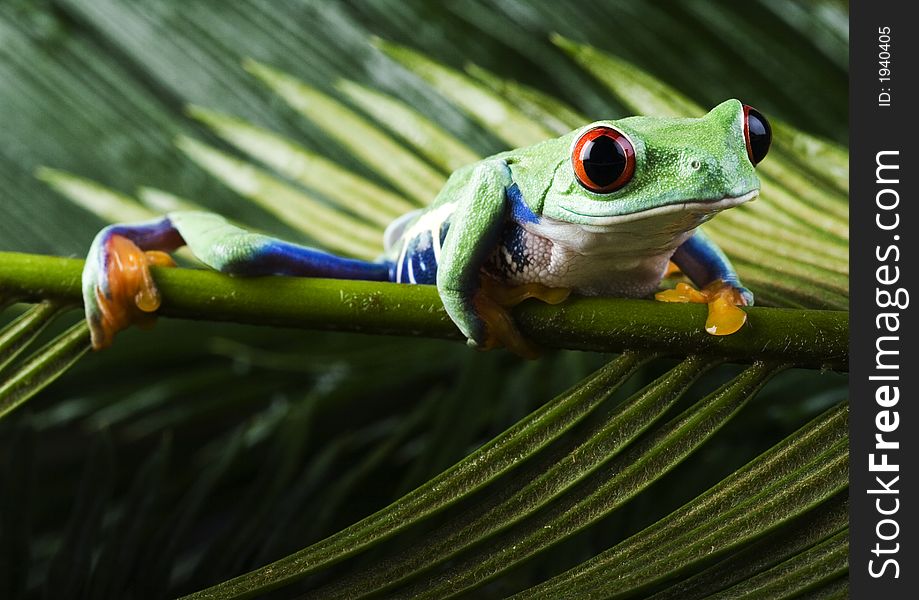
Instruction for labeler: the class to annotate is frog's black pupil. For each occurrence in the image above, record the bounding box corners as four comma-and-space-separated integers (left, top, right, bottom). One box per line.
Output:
582, 135, 626, 187
747, 107, 771, 165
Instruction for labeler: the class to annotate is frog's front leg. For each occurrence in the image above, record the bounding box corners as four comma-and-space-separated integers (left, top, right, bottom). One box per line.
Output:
436, 159, 536, 354
656, 229, 753, 336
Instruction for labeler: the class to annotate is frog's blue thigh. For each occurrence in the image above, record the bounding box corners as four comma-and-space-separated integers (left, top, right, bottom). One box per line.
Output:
671, 229, 753, 304
168, 211, 392, 281
219, 237, 392, 281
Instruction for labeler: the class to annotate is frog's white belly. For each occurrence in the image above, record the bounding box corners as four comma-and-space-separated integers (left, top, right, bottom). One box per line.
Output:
487, 211, 711, 297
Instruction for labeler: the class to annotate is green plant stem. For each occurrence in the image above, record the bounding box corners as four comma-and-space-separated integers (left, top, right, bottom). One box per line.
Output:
0, 252, 847, 370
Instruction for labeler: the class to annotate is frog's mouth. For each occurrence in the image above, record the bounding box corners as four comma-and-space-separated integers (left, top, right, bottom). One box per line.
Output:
559, 190, 758, 226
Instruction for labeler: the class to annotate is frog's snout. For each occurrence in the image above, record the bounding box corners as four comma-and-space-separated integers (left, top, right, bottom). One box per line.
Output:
681, 151, 759, 202
683, 153, 727, 189
685, 154, 719, 176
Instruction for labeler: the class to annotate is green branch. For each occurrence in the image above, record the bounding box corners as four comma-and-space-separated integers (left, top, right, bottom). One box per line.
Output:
0, 252, 847, 370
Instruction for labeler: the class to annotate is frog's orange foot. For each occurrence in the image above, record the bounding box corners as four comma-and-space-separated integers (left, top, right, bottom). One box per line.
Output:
92, 235, 175, 349
655, 280, 749, 336
474, 279, 572, 358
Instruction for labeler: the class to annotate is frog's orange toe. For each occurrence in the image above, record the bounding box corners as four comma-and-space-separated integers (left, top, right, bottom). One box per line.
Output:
656, 279, 749, 336
479, 278, 571, 308
704, 294, 747, 335
474, 279, 573, 358
473, 283, 542, 359
655, 282, 708, 304
93, 235, 174, 348
144, 250, 176, 268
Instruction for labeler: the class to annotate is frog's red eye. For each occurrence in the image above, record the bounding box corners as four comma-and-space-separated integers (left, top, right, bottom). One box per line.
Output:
743, 105, 771, 166
572, 126, 635, 194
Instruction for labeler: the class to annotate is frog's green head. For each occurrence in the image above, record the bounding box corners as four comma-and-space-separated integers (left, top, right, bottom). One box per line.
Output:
532, 99, 771, 227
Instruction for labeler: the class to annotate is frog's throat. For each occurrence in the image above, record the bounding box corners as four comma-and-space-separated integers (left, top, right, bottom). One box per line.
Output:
558, 190, 758, 226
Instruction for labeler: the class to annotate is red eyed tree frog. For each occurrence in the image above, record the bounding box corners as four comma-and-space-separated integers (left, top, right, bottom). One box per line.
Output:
81, 99, 772, 355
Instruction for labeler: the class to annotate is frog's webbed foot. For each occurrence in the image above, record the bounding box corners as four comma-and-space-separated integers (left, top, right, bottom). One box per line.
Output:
655, 279, 751, 336
88, 235, 176, 349
473, 278, 571, 359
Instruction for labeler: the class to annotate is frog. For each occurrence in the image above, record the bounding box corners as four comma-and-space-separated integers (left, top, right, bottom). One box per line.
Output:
81, 99, 772, 356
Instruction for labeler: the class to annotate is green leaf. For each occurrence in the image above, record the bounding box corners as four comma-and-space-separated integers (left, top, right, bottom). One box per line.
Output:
175, 135, 382, 259
392, 362, 786, 599
181, 352, 649, 598
523, 403, 847, 598
645, 496, 847, 599
0, 301, 65, 373
375, 39, 556, 148
704, 529, 848, 599
243, 59, 446, 205
36, 167, 156, 224
0, 321, 91, 420
187, 104, 416, 225
335, 79, 481, 173
316, 356, 720, 598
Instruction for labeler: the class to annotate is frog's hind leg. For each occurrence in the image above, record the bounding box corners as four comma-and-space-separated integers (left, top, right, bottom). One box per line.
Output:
83, 216, 185, 348
84, 211, 393, 349
169, 211, 392, 281
475, 278, 571, 359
